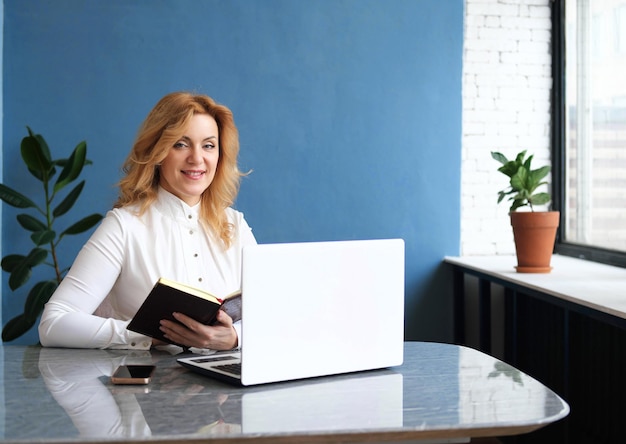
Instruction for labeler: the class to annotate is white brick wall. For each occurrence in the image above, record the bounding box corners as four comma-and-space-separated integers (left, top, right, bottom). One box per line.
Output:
462, 0, 552, 255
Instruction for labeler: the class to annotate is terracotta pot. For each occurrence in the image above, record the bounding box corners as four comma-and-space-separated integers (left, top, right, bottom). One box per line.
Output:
510, 211, 560, 273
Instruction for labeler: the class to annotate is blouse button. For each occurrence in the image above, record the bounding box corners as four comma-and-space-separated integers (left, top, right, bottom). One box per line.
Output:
194, 253, 198, 258
198, 277, 203, 282
189, 230, 194, 235
188, 215, 192, 219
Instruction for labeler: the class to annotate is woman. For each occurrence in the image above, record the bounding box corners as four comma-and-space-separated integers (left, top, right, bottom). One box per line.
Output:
38, 92, 256, 350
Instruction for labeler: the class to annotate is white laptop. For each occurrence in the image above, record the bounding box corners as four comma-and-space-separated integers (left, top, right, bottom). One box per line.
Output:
177, 238, 405, 386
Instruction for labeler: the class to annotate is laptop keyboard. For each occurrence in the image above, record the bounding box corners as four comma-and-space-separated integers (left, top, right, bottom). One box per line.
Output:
184, 355, 242, 378
215, 363, 242, 376
191, 356, 234, 364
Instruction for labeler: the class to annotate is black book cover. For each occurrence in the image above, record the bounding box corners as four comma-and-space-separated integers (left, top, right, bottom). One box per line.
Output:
127, 278, 240, 344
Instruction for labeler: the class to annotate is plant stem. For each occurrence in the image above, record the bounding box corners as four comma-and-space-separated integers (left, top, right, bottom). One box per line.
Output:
50, 243, 62, 283
43, 177, 62, 283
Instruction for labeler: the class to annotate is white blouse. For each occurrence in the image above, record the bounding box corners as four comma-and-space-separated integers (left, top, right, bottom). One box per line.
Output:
38, 187, 257, 349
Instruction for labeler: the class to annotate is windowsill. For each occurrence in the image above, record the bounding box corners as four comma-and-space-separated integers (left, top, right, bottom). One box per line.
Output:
444, 254, 626, 321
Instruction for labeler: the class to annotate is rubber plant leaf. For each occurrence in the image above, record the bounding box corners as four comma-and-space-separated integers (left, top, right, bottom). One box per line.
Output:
8, 263, 31, 292
17, 214, 47, 232
1, 254, 25, 273
8, 248, 48, 290
60, 213, 103, 236
1, 314, 33, 342
24, 280, 58, 323
54, 141, 87, 193
21, 131, 53, 182
9, 248, 48, 290
52, 181, 85, 218
24, 248, 48, 267
27, 127, 53, 161
0, 184, 37, 209
31, 230, 56, 246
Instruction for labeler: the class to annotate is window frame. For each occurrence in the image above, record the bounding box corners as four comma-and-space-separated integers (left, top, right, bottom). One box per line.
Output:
552, 0, 626, 268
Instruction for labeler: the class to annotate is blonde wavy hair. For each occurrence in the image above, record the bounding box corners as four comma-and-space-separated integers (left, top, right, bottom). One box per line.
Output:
116, 92, 243, 248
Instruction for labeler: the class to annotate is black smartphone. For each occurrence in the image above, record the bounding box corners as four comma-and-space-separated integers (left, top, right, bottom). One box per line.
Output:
111, 364, 156, 385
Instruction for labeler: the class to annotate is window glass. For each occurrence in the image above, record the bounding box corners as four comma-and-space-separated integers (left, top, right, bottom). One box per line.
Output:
564, 0, 626, 252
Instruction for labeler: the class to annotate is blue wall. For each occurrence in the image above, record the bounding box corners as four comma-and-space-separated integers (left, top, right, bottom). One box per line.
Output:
2, 0, 462, 344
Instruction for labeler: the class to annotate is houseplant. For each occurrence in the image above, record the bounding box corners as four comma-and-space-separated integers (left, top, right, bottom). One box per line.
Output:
0, 127, 103, 341
491, 150, 559, 273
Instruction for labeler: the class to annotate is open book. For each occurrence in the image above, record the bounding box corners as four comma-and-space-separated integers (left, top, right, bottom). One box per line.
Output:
127, 278, 241, 344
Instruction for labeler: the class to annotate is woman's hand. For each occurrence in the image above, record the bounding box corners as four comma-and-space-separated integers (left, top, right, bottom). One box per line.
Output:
159, 310, 238, 350
151, 338, 168, 347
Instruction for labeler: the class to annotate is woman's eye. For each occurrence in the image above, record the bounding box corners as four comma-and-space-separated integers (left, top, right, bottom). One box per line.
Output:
203, 143, 216, 150
173, 141, 188, 149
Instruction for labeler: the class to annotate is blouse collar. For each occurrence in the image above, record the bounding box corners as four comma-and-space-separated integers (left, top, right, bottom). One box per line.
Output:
155, 187, 200, 222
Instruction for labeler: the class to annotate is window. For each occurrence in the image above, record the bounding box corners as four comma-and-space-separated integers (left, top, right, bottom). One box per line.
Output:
553, 0, 626, 266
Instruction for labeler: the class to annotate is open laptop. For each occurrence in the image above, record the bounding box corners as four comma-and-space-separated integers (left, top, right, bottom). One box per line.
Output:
177, 238, 405, 386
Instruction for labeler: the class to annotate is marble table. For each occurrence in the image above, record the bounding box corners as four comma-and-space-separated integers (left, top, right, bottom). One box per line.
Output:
0, 342, 568, 443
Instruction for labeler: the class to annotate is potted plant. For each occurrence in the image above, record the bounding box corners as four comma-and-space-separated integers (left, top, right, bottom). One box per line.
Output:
0, 127, 103, 341
491, 150, 559, 273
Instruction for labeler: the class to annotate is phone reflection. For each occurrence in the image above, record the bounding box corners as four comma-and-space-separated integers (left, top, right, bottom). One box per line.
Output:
37, 347, 403, 440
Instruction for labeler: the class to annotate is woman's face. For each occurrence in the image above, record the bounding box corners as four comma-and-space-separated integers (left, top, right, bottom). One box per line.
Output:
159, 113, 220, 206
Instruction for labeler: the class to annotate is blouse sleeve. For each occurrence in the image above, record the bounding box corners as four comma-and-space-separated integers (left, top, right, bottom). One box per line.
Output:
38, 211, 152, 349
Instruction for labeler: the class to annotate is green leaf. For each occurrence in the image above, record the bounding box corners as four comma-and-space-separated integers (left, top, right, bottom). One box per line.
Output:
1, 254, 26, 273
497, 191, 506, 204
54, 141, 87, 193
510, 199, 526, 212
497, 161, 520, 178
7, 249, 47, 291
21, 132, 53, 182
31, 230, 56, 246
490, 151, 508, 165
32, 131, 52, 161
52, 181, 85, 218
25, 248, 48, 267
9, 263, 32, 291
17, 214, 47, 232
529, 192, 551, 206
510, 167, 528, 191
530, 165, 551, 183
61, 213, 103, 236
0, 184, 37, 209
24, 280, 58, 323
2, 314, 35, 342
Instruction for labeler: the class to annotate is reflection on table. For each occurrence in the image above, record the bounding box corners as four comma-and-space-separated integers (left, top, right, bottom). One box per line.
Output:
0, 342, 569, 443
